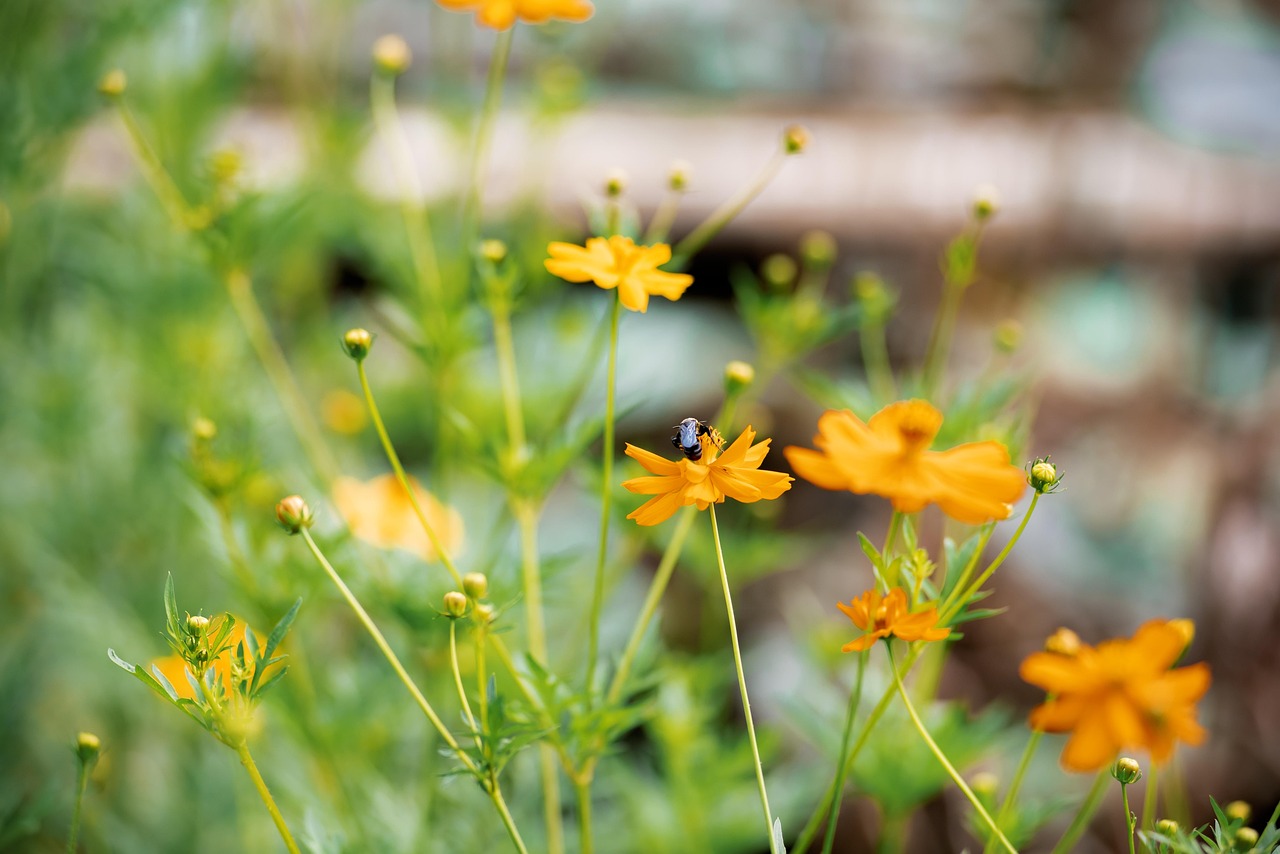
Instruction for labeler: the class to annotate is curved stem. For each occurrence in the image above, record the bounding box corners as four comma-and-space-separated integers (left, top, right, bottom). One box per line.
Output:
941, 494, 1040, 623
821, 650, 867, 854
671, 149, 786, 268
299, 529, 475, 774
983, 730, 1043, 854
920, 280, 964, 398
585, 292, 622, 701
234, 741, 302, 854
938, 524, 995, 619
112, 99, 194, 229
356, 360, 464, 587
67, 763, 89, 853
461, 28, 515, 252
450, 621, 482, 751
886, 644, 1017, 854
710, 506, 778, 854
1049, 769, 1109, 854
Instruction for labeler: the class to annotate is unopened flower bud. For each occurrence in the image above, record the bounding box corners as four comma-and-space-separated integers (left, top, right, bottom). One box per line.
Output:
475, 603, 496, 624
342, 328, 374, 361
1155, 819, 1179, 835
970, 771, 999, 799
973, 184, 1000, 221
761, 254, 797, 290
1225, 801, 1251, 822
604, 169, 628, 198
187, 614, 210, 633
275, 495, 313, 534
1027, 457, 1061, 494
480, 239, 508, 264
994, 319, 1022, 354
668, 160, 692, 192
1044, 627, 1082, 657
1112, 756, 1142, 785
783, 124, 811, 155
1233, 827, 1259, 850
1169, 618, 1195, 652
98, 69, 127, 97
192, 416, 218, 442
209, 149, 242, 185
373, 35, 412, 76
463, 572, 489, 600
75, 732, 102, 766
724, 360, 755, 395
800, 230, 837, 271
443, 591, 468, 618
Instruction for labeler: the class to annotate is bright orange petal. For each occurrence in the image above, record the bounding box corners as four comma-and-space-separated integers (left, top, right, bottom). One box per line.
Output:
783, 446, 851, 491
626, 491, 685, 526
1059, 708, 1121, 772
925, 441, 1026, 524
621, 474, 684, 496
1019, 651, 1090, 693
624, 443, 681, 476
636, 269, 694, 301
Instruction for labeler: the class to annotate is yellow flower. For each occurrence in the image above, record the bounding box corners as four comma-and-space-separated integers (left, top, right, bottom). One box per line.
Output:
152, 618, 270, 701
435, 0, 593, 30
784, 400, 1026, 524
545, 236, 693, 313
836, 587, 951, 652
333, 474, 464, 561
621, 425, 792, 526
1019, 620, 1210, 772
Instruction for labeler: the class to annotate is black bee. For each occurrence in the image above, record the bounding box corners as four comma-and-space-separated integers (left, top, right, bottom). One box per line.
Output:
671, 417, 723, 462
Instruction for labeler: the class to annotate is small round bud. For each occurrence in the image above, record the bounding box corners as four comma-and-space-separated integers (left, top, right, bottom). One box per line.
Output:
98, 69, 127, 97
800, 230, 837, 271
463, 572, 489, 600
973, 184, 1000, 221
668, 160, 692, 192
475, 603, 496, 625
994, 319, 1023, 354
480, 239, 508, 264
1233, 827, 1259, 850
75, 732, 102, 766
443, 591, 468, 618
186, 614, 210, 633
1044, 627, 1082, 657
1112, 757, 1142, 785
192, 416, 218, 442
970, 771, 999, 799
1027, 457, 1062, 494
373, 35, 412, 76
783, 124, 811, 155
275, 495, 314, 534
209, 149, 243, 185
761, 254, 797, 290
1169, 618, 1195, 652
1155, 819, 1179, 835
724, 360, 755, 395
342, 328, 374, 361
1225, 801, 1252, 823
604, 169, 628, 198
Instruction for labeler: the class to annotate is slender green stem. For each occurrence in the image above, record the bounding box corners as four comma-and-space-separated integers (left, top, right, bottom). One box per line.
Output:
821, 651, 867, 854
355, 360, 464, 587
585, 292, 622, 701
938, 524, 994, 617
1140, 764, 1158, 832
710, 506, 778, 854
227, 269, 339, 484
921, 280, 964, 398
1050, 770, 1109, 854
642, 190, 682, 245
941, 494, 1040, 623
450, 621, 482, 750
299, 529, 475, 772
984, 730, 1043, 854
1266, 798, 1280, 833
462, 28, 515, 252
67, 763, 89, 853
370, 72, 444, 306
861, 319, 896, 404
1122, 784, 1136, 854
112, 99, 194, 229
575, 777, 594, 854
489, 293, 528, 456
886, 645, 1017, 854
489, 786, 532, 854
234, 741, 302, 854
476, 621, 490, 735
671, 149, 786, 268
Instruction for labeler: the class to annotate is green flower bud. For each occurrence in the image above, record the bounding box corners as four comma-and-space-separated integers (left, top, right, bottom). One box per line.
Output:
480, 239, 508, 264
724, 360, 755, 395
1026, 457, 1062, 494
98, 69, 127, 97
604, 169, 628, 198
1225, 801, 1251, 823
342, 328, 374, 361
186, 614, 210, 633
1233, 827, 1258, 850
75, 732, 102, 767
1154, 819, 1179, 835
373, 35, 412, 76
994, 319, 1022, 354
761, 254, 797, 291
783, 124, 811, 155
800, 230, 837, 271
191, 416, 218, 443
1112, 757, 1142, 785
443, 591, 468, 618
1044, 627, 1081, 657
275, 495, 313, 534
463, 572, 489, 600
970, 771, 998, 800
973, 184, 1000, 221
668, 160, 692, 192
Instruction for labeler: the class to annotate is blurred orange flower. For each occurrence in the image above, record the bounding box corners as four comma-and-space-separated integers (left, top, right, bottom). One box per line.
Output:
436, 0, 594, 30
621, 426, 792, 526
545, 236, 693, 313
836, 587, 951, 652
333, 474, 464, 562
1020, 620, 1211, 772
152, 619, 267, 701
783, 400, 1026, 524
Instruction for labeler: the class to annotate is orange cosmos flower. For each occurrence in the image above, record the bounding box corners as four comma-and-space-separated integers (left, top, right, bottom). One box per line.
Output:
836, 587, 951, 652
152, 618, 275, 701
621, 425, 793, 526
545, 236, 693, 313
333, 474, 464, 562
783, 400, 1026, 524
435, 0, 593, 30
1019, 619, 1211, 772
